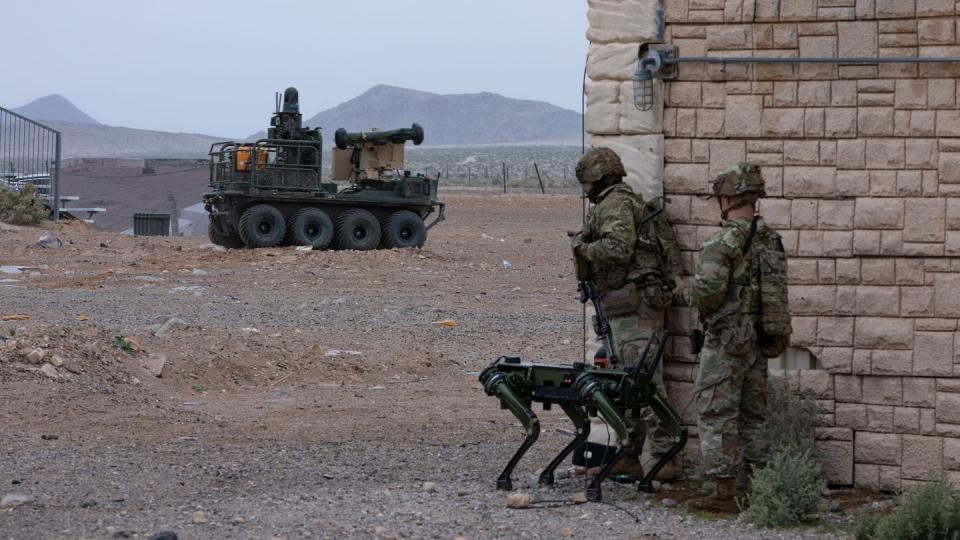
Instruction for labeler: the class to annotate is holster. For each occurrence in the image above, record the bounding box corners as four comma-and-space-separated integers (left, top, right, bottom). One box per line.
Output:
689, 329, 705, 355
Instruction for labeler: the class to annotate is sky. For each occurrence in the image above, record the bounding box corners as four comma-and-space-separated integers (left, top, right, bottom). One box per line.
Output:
2, 0, 588, 138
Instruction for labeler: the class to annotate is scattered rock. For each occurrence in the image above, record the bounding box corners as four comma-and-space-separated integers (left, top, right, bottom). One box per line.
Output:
661, 498, 678, 508
36, 232, 63, 248
147, 532, 178, 540
134, 276, 164, 282
191, 510, 208, 524
501, 259, 512, 270
0, 266, 23, 275
40, 434, 58, 440
197, 243, 227, 253
0, 494, 34, 508
374, 526, 387, 535
49, 354, 64, 367
0, 222, 21, 233
191, 269, 208, 276
506, 492, 532, 509
422, 481, 437, 493
652, 480, 662, 492
79, 500, 97, 508
125, 338, 142, 352
39, 363, 59, 378
26, 348, 45, 364
61, 359, 82, 374
570, 492, 588, 504
231, 516, 246, 524
153, 317, 189, 337
240, 327, 260, 335
559, 528, 574, 538
144, 354, 167, 378
324, 349, 362, 357
333, 297, 346, 305
295, 246, 313, 252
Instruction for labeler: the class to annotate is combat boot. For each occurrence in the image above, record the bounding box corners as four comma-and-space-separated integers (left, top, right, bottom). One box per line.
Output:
687, 477, 740, 513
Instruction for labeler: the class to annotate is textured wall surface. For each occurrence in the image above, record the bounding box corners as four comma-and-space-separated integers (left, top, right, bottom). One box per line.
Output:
586, 0, 960, 488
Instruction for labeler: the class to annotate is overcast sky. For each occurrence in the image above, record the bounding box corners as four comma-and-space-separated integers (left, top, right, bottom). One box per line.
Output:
2, 0, 588, 138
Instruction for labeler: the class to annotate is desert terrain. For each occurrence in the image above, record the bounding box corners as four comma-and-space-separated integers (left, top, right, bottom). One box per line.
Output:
0, 193, 850, 539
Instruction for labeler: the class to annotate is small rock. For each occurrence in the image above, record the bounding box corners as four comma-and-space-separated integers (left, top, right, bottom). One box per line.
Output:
511, 286, 521, 292
0, 266, 23, 274
62, 359, 82, 374
333, 297, 346, 305
559, 528, 574, 538
231, 516, 246, 524
4, 339, 17, 351
501, 259, 512, 270
240, 327, 260, 335
661, 498, 678, 508
374, 526, 387, 534
40, 434, 58, 440
192, 510, 208, 524
662, 482, 672, 491
27, 348, 45, 364
147, 532, 178, 540
39, 363, 59, 378
153, 317, 189, 337
48, 353, 64, 367
1, 494, 34, 508
295, 245, 313, 252
191, 269, 208, 276
422, 481, 437, 493
79, 500, 97, 508
652, 480, 663, 492
570, 492, 588, 504
144, 354, 167, 378
197, 243, 227, 253
36, 232, 62, 248
133, 276, 164, 282
506, 492, 532, 509
125, 338, 142, 352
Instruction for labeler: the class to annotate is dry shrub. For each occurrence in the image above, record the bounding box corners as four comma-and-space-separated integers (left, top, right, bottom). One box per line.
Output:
855, 473, 960, 540
0, 184, 48, 225
743, 446, 826, 527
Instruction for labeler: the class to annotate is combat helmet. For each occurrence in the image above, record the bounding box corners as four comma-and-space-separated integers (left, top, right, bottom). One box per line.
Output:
576, 147, 626, 201
711, 162, 765, 218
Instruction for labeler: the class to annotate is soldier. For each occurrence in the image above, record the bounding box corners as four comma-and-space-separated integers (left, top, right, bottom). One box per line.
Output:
688, 163, 788, 513
571, 147, 682, 479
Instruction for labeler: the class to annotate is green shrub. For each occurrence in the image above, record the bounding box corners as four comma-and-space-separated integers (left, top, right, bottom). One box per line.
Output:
761, 374, 820, 455
743, 446, 826, 528
855, 473, 960, 540
0, 184, 48, 225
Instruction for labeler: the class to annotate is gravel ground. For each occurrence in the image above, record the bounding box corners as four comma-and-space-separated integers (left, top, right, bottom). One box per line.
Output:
0, 194, 854, 539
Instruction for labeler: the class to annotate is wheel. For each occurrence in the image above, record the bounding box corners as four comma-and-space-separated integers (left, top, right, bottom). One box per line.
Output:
382, 210, 427, 248
336, 209, 381, 251
207, 216, 245, 249
207, 225, 245, 249
288, 207, 334, 249
238, 204, 285, 248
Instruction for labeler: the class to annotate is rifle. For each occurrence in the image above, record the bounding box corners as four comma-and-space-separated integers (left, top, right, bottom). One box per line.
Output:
577, 279, 620, 367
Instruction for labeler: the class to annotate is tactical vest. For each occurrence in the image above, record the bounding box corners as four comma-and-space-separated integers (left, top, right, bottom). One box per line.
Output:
702, 217, 791, 358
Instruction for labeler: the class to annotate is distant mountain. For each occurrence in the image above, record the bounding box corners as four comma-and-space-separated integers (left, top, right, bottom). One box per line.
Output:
249, 85, 582, 146
12, 94, 101, 125
38, 120, 226, 159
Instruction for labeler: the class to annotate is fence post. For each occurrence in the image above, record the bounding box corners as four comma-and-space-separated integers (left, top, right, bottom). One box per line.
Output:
502, 162, 507, 193
534, 162, 545, 194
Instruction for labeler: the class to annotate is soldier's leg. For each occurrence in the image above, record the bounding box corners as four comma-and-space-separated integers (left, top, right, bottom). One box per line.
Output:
609, 311, 663, 457
694, 344, 748, 480
739, 351, 769, 469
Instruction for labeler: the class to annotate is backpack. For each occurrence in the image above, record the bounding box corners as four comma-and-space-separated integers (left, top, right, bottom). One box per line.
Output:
743, 217, 791, 358
641, 197, 682, 286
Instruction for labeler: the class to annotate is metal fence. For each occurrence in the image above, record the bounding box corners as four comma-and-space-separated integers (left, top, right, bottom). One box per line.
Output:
0, 107, 61, 220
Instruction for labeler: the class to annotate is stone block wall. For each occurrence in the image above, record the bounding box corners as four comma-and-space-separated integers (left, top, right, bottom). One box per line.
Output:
586, 0, 960, 488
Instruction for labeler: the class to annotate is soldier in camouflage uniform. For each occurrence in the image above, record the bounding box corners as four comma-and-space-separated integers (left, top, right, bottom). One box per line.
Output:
688, 163, 776, 513
571, 147, 682, 479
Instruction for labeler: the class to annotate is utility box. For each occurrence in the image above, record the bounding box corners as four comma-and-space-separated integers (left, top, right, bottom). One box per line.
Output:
133, 212, 170, 236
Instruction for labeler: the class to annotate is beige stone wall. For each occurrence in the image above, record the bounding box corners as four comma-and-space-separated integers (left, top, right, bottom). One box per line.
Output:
586, 0, 960, 488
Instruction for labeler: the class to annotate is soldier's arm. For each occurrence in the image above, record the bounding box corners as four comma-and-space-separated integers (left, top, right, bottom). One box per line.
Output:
691, 234, 737, 316
582, 198, 636, 267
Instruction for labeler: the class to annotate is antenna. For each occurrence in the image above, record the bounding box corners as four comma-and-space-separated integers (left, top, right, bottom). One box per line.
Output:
275, 92, 281, 113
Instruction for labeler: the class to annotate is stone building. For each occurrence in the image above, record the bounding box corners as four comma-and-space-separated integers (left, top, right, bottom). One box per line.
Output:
585, 0, 960, 488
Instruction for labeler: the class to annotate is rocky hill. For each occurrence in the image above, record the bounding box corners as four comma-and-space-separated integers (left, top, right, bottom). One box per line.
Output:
12, 94, 101, 125
251, 85, 583, 146
45, 120, 225, 159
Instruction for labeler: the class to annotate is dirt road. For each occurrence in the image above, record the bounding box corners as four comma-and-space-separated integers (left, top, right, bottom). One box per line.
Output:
0, 193, 844, 539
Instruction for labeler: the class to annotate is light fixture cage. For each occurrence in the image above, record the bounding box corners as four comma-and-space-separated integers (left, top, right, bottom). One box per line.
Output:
633, 65, 655, 111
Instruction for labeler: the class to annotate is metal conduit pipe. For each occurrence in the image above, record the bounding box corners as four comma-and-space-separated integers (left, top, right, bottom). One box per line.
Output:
663, 55, 960, 64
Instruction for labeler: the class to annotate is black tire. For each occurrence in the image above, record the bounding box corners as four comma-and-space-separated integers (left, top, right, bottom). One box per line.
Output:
238, 204, 285, 248
287, 207, 334, 249
207, 225, 245, 249
382, 210, 427, 248
336, 209, 381, 251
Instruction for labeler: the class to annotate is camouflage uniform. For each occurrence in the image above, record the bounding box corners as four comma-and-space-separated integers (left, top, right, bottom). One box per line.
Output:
572, 148, 680, 460
691, 163, 775, 484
